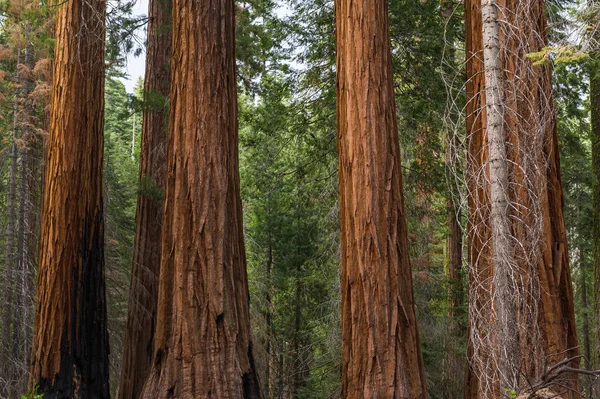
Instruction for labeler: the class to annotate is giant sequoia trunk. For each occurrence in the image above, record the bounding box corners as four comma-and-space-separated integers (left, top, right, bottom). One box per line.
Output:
118, 0, 170, 395
335, 0, 428, 397
139, 0, 262, 397
464, 0, 579, 396
28, 0, 109, 396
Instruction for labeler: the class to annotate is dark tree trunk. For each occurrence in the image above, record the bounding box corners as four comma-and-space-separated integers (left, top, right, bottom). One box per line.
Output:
14, 42, 35, 380
580, 246, 591, 372
335, 0, 428, 397
591, 60, 600, 372
1, 51, 21, 399
118, 0, 171, 396
28, 0, 109, 396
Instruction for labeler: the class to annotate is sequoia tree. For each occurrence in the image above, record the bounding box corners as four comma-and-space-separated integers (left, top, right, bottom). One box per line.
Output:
28, 0, 110, 396
118, 0, 171, 395
139, 0, 262, 397
464, 0, 579, 395
335, 0, 428, 397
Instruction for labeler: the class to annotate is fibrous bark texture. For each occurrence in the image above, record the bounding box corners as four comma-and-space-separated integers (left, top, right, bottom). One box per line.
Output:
139, 0, 261, 397
29, 0, 109, 396
118, 0, 170, 395
481, 0, 520, 390
335, 0, 428, 397
464, 0, 579, 396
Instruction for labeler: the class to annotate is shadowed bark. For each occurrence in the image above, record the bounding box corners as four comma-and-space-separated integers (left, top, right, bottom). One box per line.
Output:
118, 0, 171, 396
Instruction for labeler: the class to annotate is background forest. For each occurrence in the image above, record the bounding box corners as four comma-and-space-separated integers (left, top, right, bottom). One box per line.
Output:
0, 0, 598, 397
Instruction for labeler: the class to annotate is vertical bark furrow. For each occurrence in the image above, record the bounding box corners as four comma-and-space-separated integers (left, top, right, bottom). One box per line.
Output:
464, 0, 579, 395
139, 0, 261, 397
118, 0, 171, 395
335, 0, 428, 397
29, 0, 109, 396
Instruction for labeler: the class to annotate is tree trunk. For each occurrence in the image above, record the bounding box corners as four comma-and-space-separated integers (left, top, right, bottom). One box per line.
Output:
335, 0, 428, 397
1, 49, 21, 399
446, 154, 464, 325
139, 0, 262, 397
580, 246, 591, 372
463, 0, 490, 396
481, 0, 520, 390
265, 230, 273, 399
14, 42, 35, 380
118, 0, 170, 395
22, 39, 40, 380
591, 60, 600, 373
464, 0, 580, 396
441, 0, 463, 311
28, 0, 109, 396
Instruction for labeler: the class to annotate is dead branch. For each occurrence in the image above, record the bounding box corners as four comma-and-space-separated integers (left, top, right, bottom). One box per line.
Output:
520, 357, 600, 398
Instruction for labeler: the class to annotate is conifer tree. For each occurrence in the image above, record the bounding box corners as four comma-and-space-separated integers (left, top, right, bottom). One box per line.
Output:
119, 0, 170, 395
140, 0, 262, 396
29, 0, 110, 395
335, 0, 428, 396
464, 0, 579, 395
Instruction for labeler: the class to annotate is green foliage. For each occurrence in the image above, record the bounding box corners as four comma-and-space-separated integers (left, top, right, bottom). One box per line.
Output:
103, 75, 139, 395
106, 0, 147, 66
236, 0, 283, 93
21, 385, 43, 399
526, 46, 589, 66
240, 72, 340, 398
138, 175, 164, 202
504, 387, 518, 399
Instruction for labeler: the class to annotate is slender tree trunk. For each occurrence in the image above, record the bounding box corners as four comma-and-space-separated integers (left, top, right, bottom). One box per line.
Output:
139, 0, 262, 397
118, 0, 170, 396
293, 269, 302, 397
266, 229, 273, 399
14, 42, 35, 380
591, 60, 600, 373
481, 0, 520, 390
446, 158, 463, 323
580, 246, 591, 372
335, 0, 427, 397
21, 36, 38, 378
28, 0, 109, 395
463, 0, 490, 396
464, 0, 580, 395
441, 0, 464, 325
1, 49, 21, 399
131, 113, 136, 160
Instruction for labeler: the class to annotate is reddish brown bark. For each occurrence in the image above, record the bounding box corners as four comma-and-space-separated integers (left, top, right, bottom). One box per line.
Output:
28, 0, 109, 396
335, 0, 427, 397
139, 0, 261, 397
464, 0, 490, 395
118, 0, 170, 396
464, 0, 579, 395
